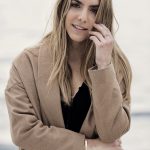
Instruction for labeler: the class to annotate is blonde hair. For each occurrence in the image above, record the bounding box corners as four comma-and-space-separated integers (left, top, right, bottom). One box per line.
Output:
41, 0, 132, 106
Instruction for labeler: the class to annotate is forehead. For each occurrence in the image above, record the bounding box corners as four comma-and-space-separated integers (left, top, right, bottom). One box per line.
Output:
72, 0, 99, 6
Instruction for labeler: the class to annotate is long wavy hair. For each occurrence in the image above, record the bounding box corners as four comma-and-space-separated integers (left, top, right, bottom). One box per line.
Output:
41, 0, 132, 106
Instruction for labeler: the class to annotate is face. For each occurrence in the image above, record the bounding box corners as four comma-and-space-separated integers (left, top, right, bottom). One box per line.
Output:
65, 0, 99, 43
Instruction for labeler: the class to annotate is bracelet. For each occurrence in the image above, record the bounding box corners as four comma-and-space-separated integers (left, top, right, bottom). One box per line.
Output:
97, 62, 111, 70
85, 139, 87, 150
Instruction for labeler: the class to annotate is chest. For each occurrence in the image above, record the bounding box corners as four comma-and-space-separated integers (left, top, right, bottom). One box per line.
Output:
71, 72, 84, 98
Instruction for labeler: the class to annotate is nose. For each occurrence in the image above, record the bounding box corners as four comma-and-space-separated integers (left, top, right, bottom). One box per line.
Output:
78, 9, 88, 23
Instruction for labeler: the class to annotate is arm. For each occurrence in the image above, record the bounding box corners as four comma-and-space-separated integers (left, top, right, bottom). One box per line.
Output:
5, 64, 85, 150
88, 63, 131, 142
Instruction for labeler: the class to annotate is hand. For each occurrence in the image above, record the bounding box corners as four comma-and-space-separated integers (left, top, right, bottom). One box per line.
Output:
86, 138, 123, 150
89, 23, 114, 68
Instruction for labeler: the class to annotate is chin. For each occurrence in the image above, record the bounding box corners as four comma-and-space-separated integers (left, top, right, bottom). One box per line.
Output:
69, 34, 88, 43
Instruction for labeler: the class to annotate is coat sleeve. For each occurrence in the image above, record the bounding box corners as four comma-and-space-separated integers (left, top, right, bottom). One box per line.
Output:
88, 63, 131, 143
5, 64, 85, 150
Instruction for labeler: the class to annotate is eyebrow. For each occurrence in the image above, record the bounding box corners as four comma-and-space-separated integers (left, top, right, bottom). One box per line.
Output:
72, 0, 99, 8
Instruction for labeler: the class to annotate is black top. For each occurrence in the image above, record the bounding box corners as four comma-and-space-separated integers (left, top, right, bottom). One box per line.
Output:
61, 82, 91, 132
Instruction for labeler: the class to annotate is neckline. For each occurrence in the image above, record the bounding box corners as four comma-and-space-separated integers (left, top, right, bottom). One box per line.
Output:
71, 82, 85, 99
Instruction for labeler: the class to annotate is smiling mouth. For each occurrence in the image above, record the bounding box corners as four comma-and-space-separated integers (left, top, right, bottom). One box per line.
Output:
72, 24, 88, 30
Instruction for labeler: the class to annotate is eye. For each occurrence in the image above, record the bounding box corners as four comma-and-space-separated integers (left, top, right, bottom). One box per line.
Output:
70, 3, 80, 8
90, 8, 98, 14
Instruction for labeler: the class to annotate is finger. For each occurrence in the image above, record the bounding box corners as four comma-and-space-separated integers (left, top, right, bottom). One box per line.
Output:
118, 139, 122, 145
117, 139, 122, 145
101, 24, 110, 32
113, 140, 121, 147
117, 140, 121, 146
89, 31, 105, 42
93, 23, 111, 38
89, 36, 103, 47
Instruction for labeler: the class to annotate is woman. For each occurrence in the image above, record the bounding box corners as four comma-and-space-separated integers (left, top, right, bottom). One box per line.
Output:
5, 0, 132, 150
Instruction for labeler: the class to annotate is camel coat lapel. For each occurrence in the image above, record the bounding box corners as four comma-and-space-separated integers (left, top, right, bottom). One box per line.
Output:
37, 43, 64, 128
37, 43, 95, 137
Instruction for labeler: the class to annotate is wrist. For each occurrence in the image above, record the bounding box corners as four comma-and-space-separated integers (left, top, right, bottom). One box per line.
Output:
96, 62, 111, 69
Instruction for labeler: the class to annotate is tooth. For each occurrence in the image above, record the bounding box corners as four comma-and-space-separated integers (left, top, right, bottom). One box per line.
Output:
75, 25, 84, 30
77, 26, 82, 29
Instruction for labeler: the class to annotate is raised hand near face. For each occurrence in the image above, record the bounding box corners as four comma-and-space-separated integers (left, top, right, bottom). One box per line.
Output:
89, 23, 114, 69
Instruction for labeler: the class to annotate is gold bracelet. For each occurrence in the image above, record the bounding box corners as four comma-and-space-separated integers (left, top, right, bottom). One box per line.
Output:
85, 139, 87, 150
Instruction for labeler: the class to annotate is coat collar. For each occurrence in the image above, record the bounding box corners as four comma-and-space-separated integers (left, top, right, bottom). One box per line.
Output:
37, 41, 64, 128
37, 41, 95, 137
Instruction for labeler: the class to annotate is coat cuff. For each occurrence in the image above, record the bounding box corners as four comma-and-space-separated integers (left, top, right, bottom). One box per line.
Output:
88, 63, 116, 84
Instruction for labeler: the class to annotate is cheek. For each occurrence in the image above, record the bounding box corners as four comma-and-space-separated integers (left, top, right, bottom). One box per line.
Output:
65, 10, 75, 23
88, 16, 96, 30
65, 14, 71, 32
65, 10, 78, 33
65, 12, 70, 25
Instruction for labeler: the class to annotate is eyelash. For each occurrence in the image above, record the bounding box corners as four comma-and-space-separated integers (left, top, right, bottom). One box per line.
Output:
70, 3, 80, 8
70, 3, 98, 14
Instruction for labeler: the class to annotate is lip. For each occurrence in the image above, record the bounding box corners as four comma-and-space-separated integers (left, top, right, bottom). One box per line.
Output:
72, 24, 88, 31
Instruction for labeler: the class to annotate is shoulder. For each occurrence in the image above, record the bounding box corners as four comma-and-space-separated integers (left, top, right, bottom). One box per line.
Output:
13, 43, 40, 67
6, 36, 52, 90
12, 38, 51, 70
8, 38, 52, 87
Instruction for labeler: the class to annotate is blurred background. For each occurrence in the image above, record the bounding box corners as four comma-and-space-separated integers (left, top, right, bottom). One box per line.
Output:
0, 0, 150, 149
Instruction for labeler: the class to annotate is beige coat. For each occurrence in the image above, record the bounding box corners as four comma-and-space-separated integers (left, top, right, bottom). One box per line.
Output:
5, 40, 131, 150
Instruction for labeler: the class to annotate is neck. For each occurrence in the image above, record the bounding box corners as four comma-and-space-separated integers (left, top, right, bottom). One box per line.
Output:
68, 41, 85, 63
